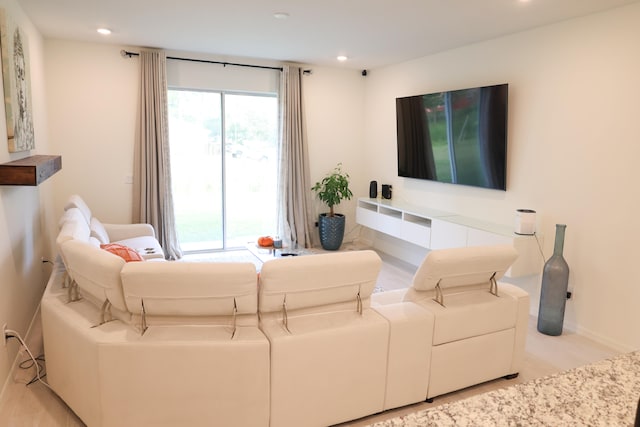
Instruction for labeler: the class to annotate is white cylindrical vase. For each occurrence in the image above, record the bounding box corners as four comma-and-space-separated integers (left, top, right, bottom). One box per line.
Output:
515, 209, 536, 235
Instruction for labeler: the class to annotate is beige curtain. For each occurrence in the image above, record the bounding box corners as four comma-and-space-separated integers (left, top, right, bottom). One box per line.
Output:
132, 49, 182, 260
277, 65, 316, 248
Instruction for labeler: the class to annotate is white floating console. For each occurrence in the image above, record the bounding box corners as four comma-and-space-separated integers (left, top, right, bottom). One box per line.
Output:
356, 198, 541, 278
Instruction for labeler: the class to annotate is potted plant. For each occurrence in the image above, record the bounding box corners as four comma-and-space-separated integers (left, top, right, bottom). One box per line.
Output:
311, 163, 353, 250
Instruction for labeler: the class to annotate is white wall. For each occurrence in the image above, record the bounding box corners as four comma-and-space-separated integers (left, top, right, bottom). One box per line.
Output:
166, 51, 280, 93
363, 3, 640, 351
303, 66, 367, 242
0, 0, 53, 396
45, 41, 139, 222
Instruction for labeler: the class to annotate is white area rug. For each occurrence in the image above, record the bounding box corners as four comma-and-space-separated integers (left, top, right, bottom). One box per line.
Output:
368, 351, 640, 426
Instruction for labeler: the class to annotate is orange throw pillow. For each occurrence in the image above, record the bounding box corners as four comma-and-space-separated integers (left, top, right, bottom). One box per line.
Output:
100, 243, 144, 262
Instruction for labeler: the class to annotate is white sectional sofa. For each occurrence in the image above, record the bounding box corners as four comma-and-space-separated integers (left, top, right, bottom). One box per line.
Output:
41, 195, 529, 427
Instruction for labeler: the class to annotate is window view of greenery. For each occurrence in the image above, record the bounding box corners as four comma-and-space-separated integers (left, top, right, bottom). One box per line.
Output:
168, 90, 278, 252
424, 89, 482, 184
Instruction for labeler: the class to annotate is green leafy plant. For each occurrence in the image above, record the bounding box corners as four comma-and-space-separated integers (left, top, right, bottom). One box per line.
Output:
311, 163, 353, 217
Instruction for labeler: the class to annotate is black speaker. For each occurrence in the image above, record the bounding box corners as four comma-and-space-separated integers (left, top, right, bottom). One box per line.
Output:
382, 184, 392, 199
369, 181, 377, 198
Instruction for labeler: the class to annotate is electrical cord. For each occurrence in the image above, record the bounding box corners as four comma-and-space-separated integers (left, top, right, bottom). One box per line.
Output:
4, 329, 53, 391
19, 354, 46, 386
343, 223, 362, 240
533, 232, 546, 260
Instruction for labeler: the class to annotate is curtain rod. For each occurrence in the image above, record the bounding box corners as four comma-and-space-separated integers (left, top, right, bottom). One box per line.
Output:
120, 49, 283, 72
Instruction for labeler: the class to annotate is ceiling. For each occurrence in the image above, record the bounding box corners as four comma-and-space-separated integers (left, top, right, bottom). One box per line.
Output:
18, 0, 640, 70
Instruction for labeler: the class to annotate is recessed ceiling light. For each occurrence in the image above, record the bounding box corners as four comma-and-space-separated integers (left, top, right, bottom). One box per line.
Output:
337, 55, 348, 62
97, 28, 112, 35
273, 12, 290, 19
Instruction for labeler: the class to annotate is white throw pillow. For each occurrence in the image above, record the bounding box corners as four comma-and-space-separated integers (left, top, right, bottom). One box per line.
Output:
64, 194, 92, 225
90, 217, 110, 244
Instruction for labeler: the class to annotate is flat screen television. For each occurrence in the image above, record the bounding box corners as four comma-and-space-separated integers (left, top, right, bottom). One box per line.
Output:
396, 83, 508, 190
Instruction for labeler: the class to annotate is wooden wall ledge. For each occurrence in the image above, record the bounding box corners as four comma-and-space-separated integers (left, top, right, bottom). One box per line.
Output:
0, 155, 62, 186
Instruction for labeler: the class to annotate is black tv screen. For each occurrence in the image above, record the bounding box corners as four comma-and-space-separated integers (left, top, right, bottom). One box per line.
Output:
396, 83, 508, 190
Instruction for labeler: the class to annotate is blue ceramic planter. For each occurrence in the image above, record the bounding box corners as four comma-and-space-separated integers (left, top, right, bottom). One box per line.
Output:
318, 213, 345, 251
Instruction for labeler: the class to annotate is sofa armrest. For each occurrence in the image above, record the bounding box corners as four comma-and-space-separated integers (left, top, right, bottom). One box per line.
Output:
371, 302, 433, 410
497, 282, 530, 374
103, 223, 156, 241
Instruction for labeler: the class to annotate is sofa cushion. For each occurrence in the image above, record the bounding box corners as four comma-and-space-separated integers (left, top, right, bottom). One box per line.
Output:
64, 194, 92, 225
120, 261, 258, 317
100, 243, 144, 262
56, 209, 91, 247
90, 217, 110, 244
411, 245, 518, 292
258, 250, 381, 313
58, 206, 87, 229
59, 239, 128, 312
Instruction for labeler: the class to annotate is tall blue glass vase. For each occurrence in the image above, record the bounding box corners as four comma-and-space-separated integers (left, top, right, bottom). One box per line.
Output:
537, 224, 570, 336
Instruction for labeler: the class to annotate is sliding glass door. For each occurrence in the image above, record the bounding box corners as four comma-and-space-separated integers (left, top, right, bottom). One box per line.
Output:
168, 89, 278, 252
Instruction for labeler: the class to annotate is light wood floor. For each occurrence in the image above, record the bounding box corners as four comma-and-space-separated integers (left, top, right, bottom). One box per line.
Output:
0, 250, 620, 427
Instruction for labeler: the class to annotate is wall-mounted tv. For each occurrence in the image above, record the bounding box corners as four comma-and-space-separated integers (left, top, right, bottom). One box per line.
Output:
396, 83, 508, 190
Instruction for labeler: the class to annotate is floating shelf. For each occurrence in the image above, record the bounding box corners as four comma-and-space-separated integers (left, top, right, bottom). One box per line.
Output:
356, 197, 542, 277
0, 155, 62, 186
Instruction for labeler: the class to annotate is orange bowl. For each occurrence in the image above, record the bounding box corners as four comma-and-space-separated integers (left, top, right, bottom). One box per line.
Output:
257, 236, 274, 247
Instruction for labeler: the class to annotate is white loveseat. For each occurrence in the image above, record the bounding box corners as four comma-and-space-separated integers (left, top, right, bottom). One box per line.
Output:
42, 195, 529, 426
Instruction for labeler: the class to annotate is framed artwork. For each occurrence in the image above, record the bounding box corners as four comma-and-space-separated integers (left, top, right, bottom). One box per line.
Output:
0, 9, 34, 152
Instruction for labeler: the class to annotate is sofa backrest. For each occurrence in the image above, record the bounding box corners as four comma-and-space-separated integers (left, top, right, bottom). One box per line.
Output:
120, 261, 258, 320
56, 208, 91, 247
258, 250, 382, 314
410, 245, 518, 292
59, 239, 128, 312
58, 206, 86, 230
64, 194, 92, 225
